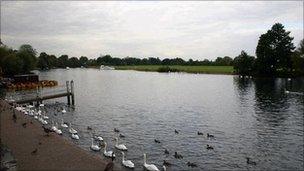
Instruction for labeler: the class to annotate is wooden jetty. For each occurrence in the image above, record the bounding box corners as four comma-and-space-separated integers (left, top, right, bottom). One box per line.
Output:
9, 80, 75, 105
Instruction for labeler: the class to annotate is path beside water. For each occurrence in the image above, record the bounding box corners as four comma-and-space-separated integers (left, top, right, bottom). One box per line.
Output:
0, 100, 119, 171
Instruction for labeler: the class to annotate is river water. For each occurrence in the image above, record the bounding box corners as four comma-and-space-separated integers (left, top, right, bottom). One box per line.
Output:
4, 68, 304, 170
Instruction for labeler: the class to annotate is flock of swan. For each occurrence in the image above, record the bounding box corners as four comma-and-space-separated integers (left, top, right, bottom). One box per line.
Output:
14, 103, 165, 170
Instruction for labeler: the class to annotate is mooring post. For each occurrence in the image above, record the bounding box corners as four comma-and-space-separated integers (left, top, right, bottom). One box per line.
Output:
66, 81, 71, 105
70, 80, 75, 105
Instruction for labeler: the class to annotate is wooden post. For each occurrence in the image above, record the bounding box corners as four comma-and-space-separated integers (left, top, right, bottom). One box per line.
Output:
66, 81, 71, 105
70, 80, 75, 105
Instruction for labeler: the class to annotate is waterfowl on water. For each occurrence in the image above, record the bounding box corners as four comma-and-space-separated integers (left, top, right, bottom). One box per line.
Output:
71, 133, 79, 140
69, 123, 78, 134
175, 129, 179, 134
207, 133, 214, 138
87, 126, 92, 130
164, 149, 169, 155
121, 152, 135, 169
197, 131, 203, 135
103, 142, 115, 158
163, 165, 166, 171
154, 139, 161, 143
174, 152, 183, 159
51, 121, 58, 132
62, 108, 66, 113
187, 162, 197, 168
206, 144, 214, 150
90, 138, 101, 151
61, 119, 68, 128
114, 138, 127, 151
143, 153, 159, 171
246, 157, 257, 165
114, 128, 120, 133
119, 133, 125, 138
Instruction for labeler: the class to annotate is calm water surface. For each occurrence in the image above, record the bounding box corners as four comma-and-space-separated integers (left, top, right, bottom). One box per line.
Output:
5, 68, 304, 170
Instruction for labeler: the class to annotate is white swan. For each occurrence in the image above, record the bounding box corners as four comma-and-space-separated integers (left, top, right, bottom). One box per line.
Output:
39, 103, 44, 107
143, 153, 159, 171
114, 138, 127, 151
54, 122, 62, 135
103, 142, 115, 158
51, 121, 58, 132
90, 138, 101, 151
71, 133, 79, 140
62, 109, 66, 113
121, 152, 134, 169
163, 165, 166, 171
69, 123, 78, 134
61, 119, 68, 128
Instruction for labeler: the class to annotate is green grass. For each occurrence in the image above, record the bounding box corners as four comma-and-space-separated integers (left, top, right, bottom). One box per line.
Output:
115, 65, 234, 74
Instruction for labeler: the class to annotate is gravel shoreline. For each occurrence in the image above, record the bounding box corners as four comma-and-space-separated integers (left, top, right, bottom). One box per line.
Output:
0, 100, 118, 171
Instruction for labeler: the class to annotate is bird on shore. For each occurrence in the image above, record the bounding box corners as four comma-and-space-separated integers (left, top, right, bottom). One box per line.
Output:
246, 157, 257, 165
175, 129, 179, 134
121, 152, 135, 169
31, 148, 38, 155
197, 131, 203, 135
22, 122, 27, 128
42, 126, 52, 136
206, 144, 214, 150
143, 153, 159, 171
207, 133, 214, 138
154, 139, 161, 143
114, 128, 120, 133
187, 162, 198, 168
174, 152, 183, 159
114, 138, 127, 151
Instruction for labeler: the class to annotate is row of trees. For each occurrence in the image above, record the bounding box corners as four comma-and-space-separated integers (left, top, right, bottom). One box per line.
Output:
234, 23, 304, 77
0, 23, 303, 77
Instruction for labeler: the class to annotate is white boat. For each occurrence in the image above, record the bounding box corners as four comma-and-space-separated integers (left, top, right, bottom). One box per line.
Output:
100, 65, 114, 70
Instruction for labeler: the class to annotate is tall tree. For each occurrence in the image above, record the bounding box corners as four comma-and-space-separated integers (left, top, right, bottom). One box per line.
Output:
17, 44, 37, 73
233, 51, 255, 76
256, 23, 295, 75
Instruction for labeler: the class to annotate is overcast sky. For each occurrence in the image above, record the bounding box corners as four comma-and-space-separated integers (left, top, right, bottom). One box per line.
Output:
1, 1, 303, 60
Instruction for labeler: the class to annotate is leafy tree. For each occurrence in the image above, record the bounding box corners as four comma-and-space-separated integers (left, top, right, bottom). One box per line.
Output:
256, 23, 295, 75
233, 51, 255, 76
17, 44, 37, 73
57, 55, 69, 68
291, 39, 304, 74
2, 53, 23, 76
68, 57, 80, 68
79, 56, 88, 66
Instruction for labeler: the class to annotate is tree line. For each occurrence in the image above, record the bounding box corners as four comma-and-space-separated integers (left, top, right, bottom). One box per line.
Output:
0, 23, 303, 77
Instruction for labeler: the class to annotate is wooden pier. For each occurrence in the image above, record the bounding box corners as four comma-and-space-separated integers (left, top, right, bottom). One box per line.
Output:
9, 80, 75, 105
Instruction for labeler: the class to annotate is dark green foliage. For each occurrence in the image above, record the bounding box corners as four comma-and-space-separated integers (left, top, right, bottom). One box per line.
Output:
233, 51, 255, 76
255, 23, 295, 75
17, 44, 37, 73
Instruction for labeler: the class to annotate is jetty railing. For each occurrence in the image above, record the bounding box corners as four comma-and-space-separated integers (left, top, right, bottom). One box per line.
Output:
8, 80, 75, 105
